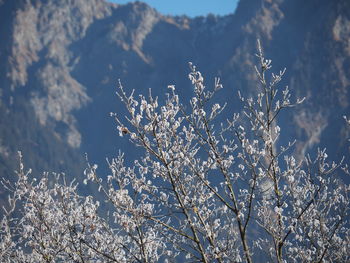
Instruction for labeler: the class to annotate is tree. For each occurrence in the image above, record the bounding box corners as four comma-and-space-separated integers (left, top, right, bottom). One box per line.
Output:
1, 41, 349, 262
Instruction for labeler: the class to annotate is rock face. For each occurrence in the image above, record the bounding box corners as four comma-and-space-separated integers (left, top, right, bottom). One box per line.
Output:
0, 0, 349, 181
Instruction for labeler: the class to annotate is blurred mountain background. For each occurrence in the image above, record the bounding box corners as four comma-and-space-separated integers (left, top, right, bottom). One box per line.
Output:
0, 0, 349, 191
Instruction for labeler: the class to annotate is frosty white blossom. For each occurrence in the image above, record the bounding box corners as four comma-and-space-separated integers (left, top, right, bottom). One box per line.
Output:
0, 41, 349, 263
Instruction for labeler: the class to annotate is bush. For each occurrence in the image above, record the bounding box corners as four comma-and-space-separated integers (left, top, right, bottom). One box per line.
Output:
1, 41, 349, 262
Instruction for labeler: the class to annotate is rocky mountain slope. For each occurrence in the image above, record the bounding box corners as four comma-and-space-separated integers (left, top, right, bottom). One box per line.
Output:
0, 0, 349, 184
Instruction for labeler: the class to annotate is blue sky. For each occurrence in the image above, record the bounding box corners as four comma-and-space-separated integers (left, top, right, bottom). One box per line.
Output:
108, 0, 239, 17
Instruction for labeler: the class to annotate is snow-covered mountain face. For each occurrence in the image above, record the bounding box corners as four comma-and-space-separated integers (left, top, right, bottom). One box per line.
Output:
0, 0, 349, 183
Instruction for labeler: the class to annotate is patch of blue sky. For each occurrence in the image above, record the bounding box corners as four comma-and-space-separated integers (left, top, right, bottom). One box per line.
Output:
107, 0, 239, 17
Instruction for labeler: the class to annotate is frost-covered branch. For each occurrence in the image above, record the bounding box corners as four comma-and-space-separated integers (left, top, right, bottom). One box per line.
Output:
0, 42, 349, 263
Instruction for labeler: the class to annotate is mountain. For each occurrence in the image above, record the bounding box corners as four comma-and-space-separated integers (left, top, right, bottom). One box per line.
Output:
0, 0, 349, 186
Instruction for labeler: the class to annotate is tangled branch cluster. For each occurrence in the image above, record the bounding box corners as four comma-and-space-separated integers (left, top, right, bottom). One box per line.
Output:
1, 42, 349, 262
